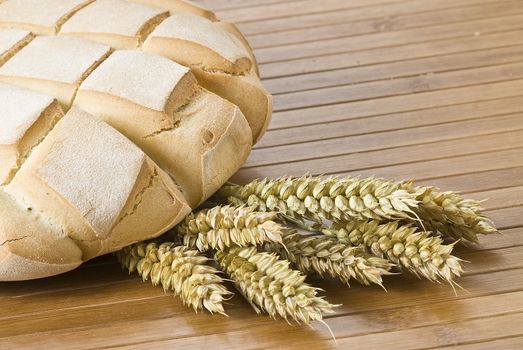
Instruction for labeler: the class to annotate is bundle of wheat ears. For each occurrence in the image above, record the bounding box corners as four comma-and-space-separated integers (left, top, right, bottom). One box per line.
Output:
116, 175, 498, 325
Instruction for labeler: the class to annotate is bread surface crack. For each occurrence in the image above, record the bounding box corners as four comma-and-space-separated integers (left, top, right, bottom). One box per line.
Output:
141, 120, 181, 139
0, 235, 30, 246
112, 167, 159, 228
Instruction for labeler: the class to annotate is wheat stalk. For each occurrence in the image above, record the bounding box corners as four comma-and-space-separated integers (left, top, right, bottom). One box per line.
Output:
217, 177, 497, 244
217, 176, 419, 226
322, 220, 463, 283
264, 231, 393, 288
116, 242, 231, 314
401, 183, 498, 242
215, 247, 336, 324
174, 205, 284, 251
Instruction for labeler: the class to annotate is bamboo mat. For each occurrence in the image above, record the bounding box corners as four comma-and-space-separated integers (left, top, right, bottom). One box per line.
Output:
3, 0, 523, 348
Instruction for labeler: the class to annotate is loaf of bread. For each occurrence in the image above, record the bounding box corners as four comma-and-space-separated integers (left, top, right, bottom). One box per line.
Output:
0, 0, 270, 281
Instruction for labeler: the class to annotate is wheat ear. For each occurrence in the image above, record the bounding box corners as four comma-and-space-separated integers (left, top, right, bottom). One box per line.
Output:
323, 220, 464, 283
216, 247, 336, 324
264, 231, 393, 288
174, 205, 284, 251
116, 242, 231, 315
217, 176, 419, 226
402, 183, 498, 242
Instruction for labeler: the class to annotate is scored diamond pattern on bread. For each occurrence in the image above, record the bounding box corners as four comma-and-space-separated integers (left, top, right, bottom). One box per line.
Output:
60, 0, 169, 49
0, 35, 112, 107
0, 0, 271, 280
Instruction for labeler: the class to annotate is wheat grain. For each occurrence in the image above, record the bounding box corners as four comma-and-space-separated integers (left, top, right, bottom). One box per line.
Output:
216, 247, 336, 324
264, 231, 393, 287
401, 183, 498, 242
116, 242, 231, 314
174, 205, 284, 251
217, 176, 419, 226
217, 177, 498, 244
323, 220, 463, 283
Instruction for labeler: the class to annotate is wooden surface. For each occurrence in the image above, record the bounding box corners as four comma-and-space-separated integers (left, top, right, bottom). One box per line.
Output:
3, 0, 523, 349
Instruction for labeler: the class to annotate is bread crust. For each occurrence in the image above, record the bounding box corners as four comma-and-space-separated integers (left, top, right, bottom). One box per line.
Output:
76, 87, 252, 207
0, 36, 112, 108
59, 0, 169, 49
4, 107, 191, 265
0, 95, 64, 185
102, 158, 191, 253
216, 21, 260, 77
138, 88, 253, 206
0, 28, 33, 66
128, 0, 217, 20
0, 190, 83, 281
142, 14, 272, 143
0, 0, 95, 35
193, 69, 272, 144
0, 1, 266, 280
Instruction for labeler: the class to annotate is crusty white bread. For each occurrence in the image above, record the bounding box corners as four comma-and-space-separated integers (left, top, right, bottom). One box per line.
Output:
215, 21, 260, 77
0, 83, 64, 185
145, 13, 252, 74
3, 106, 191, 278
147, 88, 252, 207
75, 49, 197, 127
194, 70, 272, 144
0, 0, 94, 35
129, 0, 217, 21
0, 28, 33, 66
143, 13, 271, 143
0, 1, 268, 280
60, 0, 169, 49
0, 36, 112, 108
75, 50, 252, 207
0, 190, 83, 281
